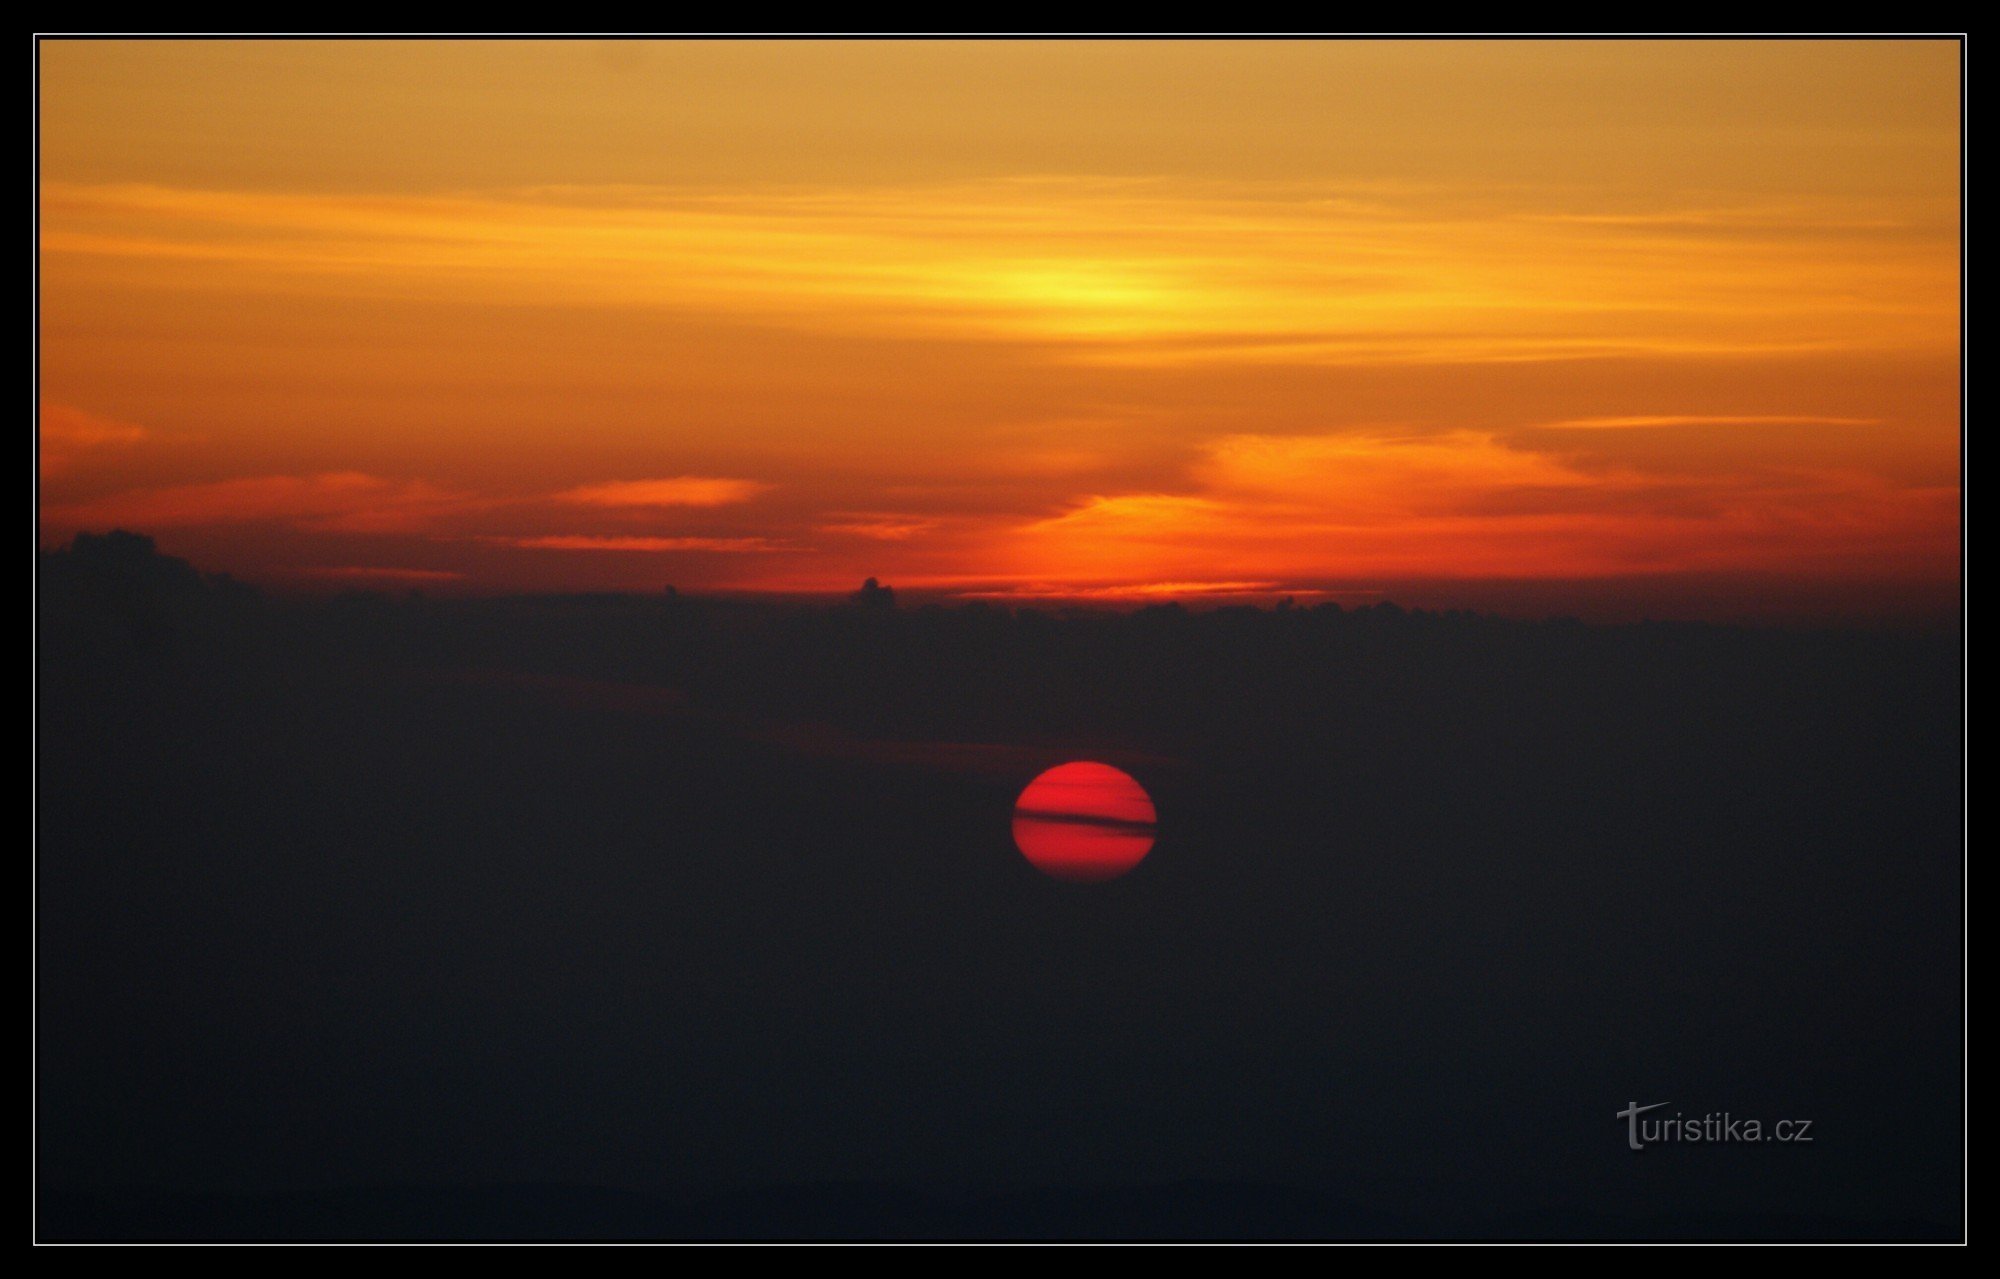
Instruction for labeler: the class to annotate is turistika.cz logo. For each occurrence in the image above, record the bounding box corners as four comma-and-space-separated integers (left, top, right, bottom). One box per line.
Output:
1618, 1102, 1815, 1150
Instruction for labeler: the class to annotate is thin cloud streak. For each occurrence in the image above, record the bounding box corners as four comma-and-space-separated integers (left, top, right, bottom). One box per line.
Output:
554, 477, 771, 507
500, 535, 783, 553
1543, 414, 1883, 431
41, 472, 479, 535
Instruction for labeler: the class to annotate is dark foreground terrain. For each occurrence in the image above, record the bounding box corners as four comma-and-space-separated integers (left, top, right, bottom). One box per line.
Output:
38, 533, 1963, 1240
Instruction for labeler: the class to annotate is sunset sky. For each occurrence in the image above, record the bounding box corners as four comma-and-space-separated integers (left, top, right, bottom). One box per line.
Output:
37, 39, 1961, 618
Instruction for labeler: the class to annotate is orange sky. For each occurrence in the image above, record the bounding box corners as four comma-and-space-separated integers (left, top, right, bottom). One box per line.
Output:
37, 39, 1962, 619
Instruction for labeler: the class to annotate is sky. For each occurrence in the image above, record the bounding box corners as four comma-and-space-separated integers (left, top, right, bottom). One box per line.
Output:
37, 39, 1962, 619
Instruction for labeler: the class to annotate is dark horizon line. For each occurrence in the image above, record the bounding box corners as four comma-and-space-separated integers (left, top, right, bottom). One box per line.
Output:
37, 528, 1965, 632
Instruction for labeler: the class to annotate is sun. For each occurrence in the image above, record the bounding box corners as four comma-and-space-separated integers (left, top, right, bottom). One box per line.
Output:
1011, 761, 1158, 882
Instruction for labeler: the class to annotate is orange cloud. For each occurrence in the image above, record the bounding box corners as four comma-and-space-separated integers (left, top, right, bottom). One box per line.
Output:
553, 477, 770, 507
997, 430, 1957, 588
42, 472, 475, 535
501, 535, 780, 553
39, 403, 147, 478
1542, 414, 1883, 431
1198, 431, 1596, 516
817, 516, 940, 541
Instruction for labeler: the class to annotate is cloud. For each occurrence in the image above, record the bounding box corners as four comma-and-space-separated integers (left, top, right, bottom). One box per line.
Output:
41, 472, 476, 534
1000, 429, 1958, 586
817, 515, 940, 541
44, 469, 774, 543
1197, 431, 1592, 516
39, 404, 148, 478
1541, 414, 1881, 431
500, 535, 781, 553
1028, 494, 1225, 533
553, 477, 771, 508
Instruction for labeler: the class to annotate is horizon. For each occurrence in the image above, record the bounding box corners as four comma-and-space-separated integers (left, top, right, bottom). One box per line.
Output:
36, 527, 1963, 630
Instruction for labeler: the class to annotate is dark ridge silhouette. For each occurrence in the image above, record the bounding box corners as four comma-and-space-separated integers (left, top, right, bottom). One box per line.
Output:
849, 576, 896, 610
38, 530, 261, 662
36, 532, 1963, 1241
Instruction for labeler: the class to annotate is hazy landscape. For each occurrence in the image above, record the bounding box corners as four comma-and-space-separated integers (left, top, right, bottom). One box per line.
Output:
38, 532, 1961, 1238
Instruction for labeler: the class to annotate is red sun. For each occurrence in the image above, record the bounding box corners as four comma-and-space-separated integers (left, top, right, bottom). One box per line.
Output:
1012, 761, 1158, 882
